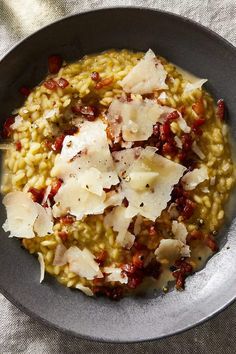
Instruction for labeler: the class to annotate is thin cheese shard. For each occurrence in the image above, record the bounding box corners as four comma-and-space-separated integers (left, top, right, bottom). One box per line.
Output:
52, 178, 106, 220
104, 266, 128, 284
192, 141, 205, 160
2, 191, 54, 238
184, 79, 207, 93
38, 252, 45, 283
65, 246, 103, 280
181, 166, 208, 191
155, 239, 190, 264
34, 205, 53, 237
75, 283, 94, 296
172, 221, 188, 243
104, 206, 135, 249
2, 192, 39, 238
113, 147, 186, 221
53, 244, 67, 266
120, 49, 168, 94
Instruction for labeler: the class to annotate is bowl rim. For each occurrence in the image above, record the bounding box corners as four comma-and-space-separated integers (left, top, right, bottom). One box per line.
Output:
0, 6, 236, 343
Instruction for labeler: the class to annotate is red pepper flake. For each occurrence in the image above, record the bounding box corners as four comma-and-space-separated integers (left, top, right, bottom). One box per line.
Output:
95, 250, 107, 266
216, 99, 225, 120
15, 141, 22, 151
165, 110, 179, 122
19, 86, 31, 97
182, 199, 196, 220
28, 187, 45, 204
51, 135, 65, 153
192, 98, 205, 116
72, 104, 98, 121
95, 77, 113, 90
57, 78, 69, 89
60, 215, 75, 225
50, 179, 62, 198
58, 231, 68, 242
1, 116, 15, 138
48, 55, 63, 74
91, 71, 100, 82
44, 79, 58, 90
192, 118, 205, 135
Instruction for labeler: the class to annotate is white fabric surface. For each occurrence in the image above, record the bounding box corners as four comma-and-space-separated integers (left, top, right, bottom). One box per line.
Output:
0, 1, 236, 353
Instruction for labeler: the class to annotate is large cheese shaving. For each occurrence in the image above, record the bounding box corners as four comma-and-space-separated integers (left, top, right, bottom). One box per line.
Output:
181, 166, 208, 191
104, 206, 135, 249
52, 179, 106, 220
113, 147, 186, 221
2, 191, 53, 238
107, 98, 164, 142
52, 120, 119, 188
65, 246, 103, 280
120, 49, 168, 94
155, 239, 190, 264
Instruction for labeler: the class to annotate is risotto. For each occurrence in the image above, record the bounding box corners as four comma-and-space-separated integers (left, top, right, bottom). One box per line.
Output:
1, 49, 235, 299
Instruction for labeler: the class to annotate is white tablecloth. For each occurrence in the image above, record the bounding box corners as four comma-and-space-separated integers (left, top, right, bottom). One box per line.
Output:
0, 1, 236, 353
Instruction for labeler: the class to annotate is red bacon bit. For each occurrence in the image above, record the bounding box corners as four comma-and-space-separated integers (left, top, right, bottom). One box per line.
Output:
192, 118, 205, 135
132, 251, 146, 269
93, 286, 123, 300
91, 71, 100, 82
44, 79, 58, 90
160, 122, 171, 141
95, 77, 113, 90
48, 55, 62, 74
51, 135, 65, 153
58, 231, 68, 242
162, 141, 177, 155
192, 98, 205, 116
50, 179, 62, 198
58, 78, 69, 89
2, 116, 15, 138
72, 104, 98, 121
95, 250, 107, 267
28, 187, 45, 204
181, 133, 193, 151
216, 99, 225, 120
205, 236, 219, 252
60, 215, 75, 225
172, 259, 193, 290
15, 141, 22, 151
165, 110, 179, 122
19, 86, 31, 97
182, 199, 196, 220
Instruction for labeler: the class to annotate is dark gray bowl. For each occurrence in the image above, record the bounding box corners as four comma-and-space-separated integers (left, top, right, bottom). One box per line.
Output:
0, 7, 236, 343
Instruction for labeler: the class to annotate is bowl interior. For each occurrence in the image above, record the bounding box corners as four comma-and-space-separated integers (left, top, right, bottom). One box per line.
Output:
0, 8, 236, 342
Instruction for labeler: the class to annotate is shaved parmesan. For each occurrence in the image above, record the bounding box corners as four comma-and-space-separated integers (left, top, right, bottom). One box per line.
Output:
38, 252, 45, 283
114, 147, 186, 221
53, 244, 67, 266
104, 206, 135, 249
53, 120, 119, 189
107, 98, 164, 142
41, 185, 51, 207
134, 215, 143, 235
120, 49, 168, 94
11, 115, 23, 130
52, 179, 106, 220
192, 141, 205, 160
174, 136, 183, 149
2, 192, 38, 238
65, 246, 103, 280
172, 221, 188, 243
34, 205, 53, 237
182, 166, 208, 191
75, 283, 94, 296
155, 239, 190, 264
104, 266, 128, 284
184, 79, 207, 93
